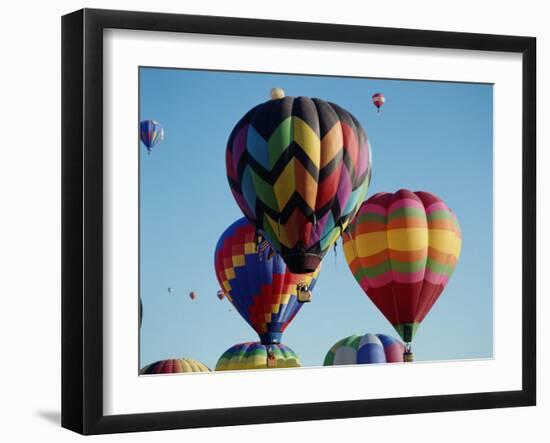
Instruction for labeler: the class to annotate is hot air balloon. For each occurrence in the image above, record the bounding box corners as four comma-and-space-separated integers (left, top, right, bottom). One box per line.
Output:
216, 290, 225, 300
226, 95, 372, 274
140, 358, 210, 374
140, 119, 164, 153
189, 291, 198, 300
214, 218, 320, 346
270, 87, 285, 99
342, 190, 461, 360
215, 342, 300, 370
324, 333, 405, 365
372, 93, 385, 112
167, 287, 173, 295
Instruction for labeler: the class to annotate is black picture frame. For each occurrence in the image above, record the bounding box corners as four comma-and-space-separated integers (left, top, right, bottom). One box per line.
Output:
61, 8, 536, 435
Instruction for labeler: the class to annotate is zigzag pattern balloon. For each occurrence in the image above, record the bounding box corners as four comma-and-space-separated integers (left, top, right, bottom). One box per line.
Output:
226, 96, 372, 273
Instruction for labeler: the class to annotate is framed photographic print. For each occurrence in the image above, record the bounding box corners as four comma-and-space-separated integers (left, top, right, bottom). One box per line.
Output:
61, 8, 536, 435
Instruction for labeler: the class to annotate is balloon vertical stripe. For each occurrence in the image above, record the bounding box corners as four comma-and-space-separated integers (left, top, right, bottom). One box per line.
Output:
140, 119, 164, 152
324, 333, 405, 365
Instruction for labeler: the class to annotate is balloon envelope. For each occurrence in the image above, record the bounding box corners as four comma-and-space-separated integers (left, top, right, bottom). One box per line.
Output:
214, 218, 320, 345
372, 93, 385, 110
139, 119, 164, 151
324, 333, 405, 365
226, 96, 372, 273
216, 342, 300, 370
270, 87, 285, 99
343, 190, 462, 343
140, 358, 210, 374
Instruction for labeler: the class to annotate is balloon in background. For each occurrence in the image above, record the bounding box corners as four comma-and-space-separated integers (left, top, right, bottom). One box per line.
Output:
216, 342, 300, 370
226, 95, 372, 274
270, 87, 285, 99
343, 190, 462, 350
140, 119, 164, 153
215, 218, 320, 345
324, 333, 405, 365
372, 93, 385, 112
140, 358, 210, 374
139, 296, 143, 329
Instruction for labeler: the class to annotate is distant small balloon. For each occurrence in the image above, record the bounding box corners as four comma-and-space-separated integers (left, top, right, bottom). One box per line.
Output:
189, 291, 198, 300
372, 93, 385, 112
139, 119, 164, 153
216, 290, 225, 301
270, 87, 285, 99
167, 287, 173, 295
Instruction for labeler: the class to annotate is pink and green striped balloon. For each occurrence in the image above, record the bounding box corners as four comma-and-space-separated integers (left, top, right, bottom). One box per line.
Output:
343, 190, 462, 343
140, 358, 210, 374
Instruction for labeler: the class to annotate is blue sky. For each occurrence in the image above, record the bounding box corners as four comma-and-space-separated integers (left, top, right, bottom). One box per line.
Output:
139, 67, 493, 370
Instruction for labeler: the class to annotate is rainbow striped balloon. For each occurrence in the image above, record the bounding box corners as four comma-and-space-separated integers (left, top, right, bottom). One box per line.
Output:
215, 342, 300, 371
343, 190, 462, 343
140, 358, 210, 374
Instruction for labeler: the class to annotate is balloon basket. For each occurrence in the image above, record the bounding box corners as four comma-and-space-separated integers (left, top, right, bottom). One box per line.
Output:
403, 351, 414, 363
267, 353, 277, 368
297, 283, 312, 303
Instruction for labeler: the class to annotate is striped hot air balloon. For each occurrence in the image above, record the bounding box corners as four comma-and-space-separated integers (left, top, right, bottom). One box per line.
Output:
226, 96, 372, 274
215, 342, 300, 370
214, 218, 320, 345
372, 93, 385, 112
342, 190, 462, 355
139, 119, 164, 153
140, 358, 210, 374
324, 333, 405, 365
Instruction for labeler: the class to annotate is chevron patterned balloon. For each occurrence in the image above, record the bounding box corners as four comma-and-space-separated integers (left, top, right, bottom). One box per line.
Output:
226, 96, 372, 274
